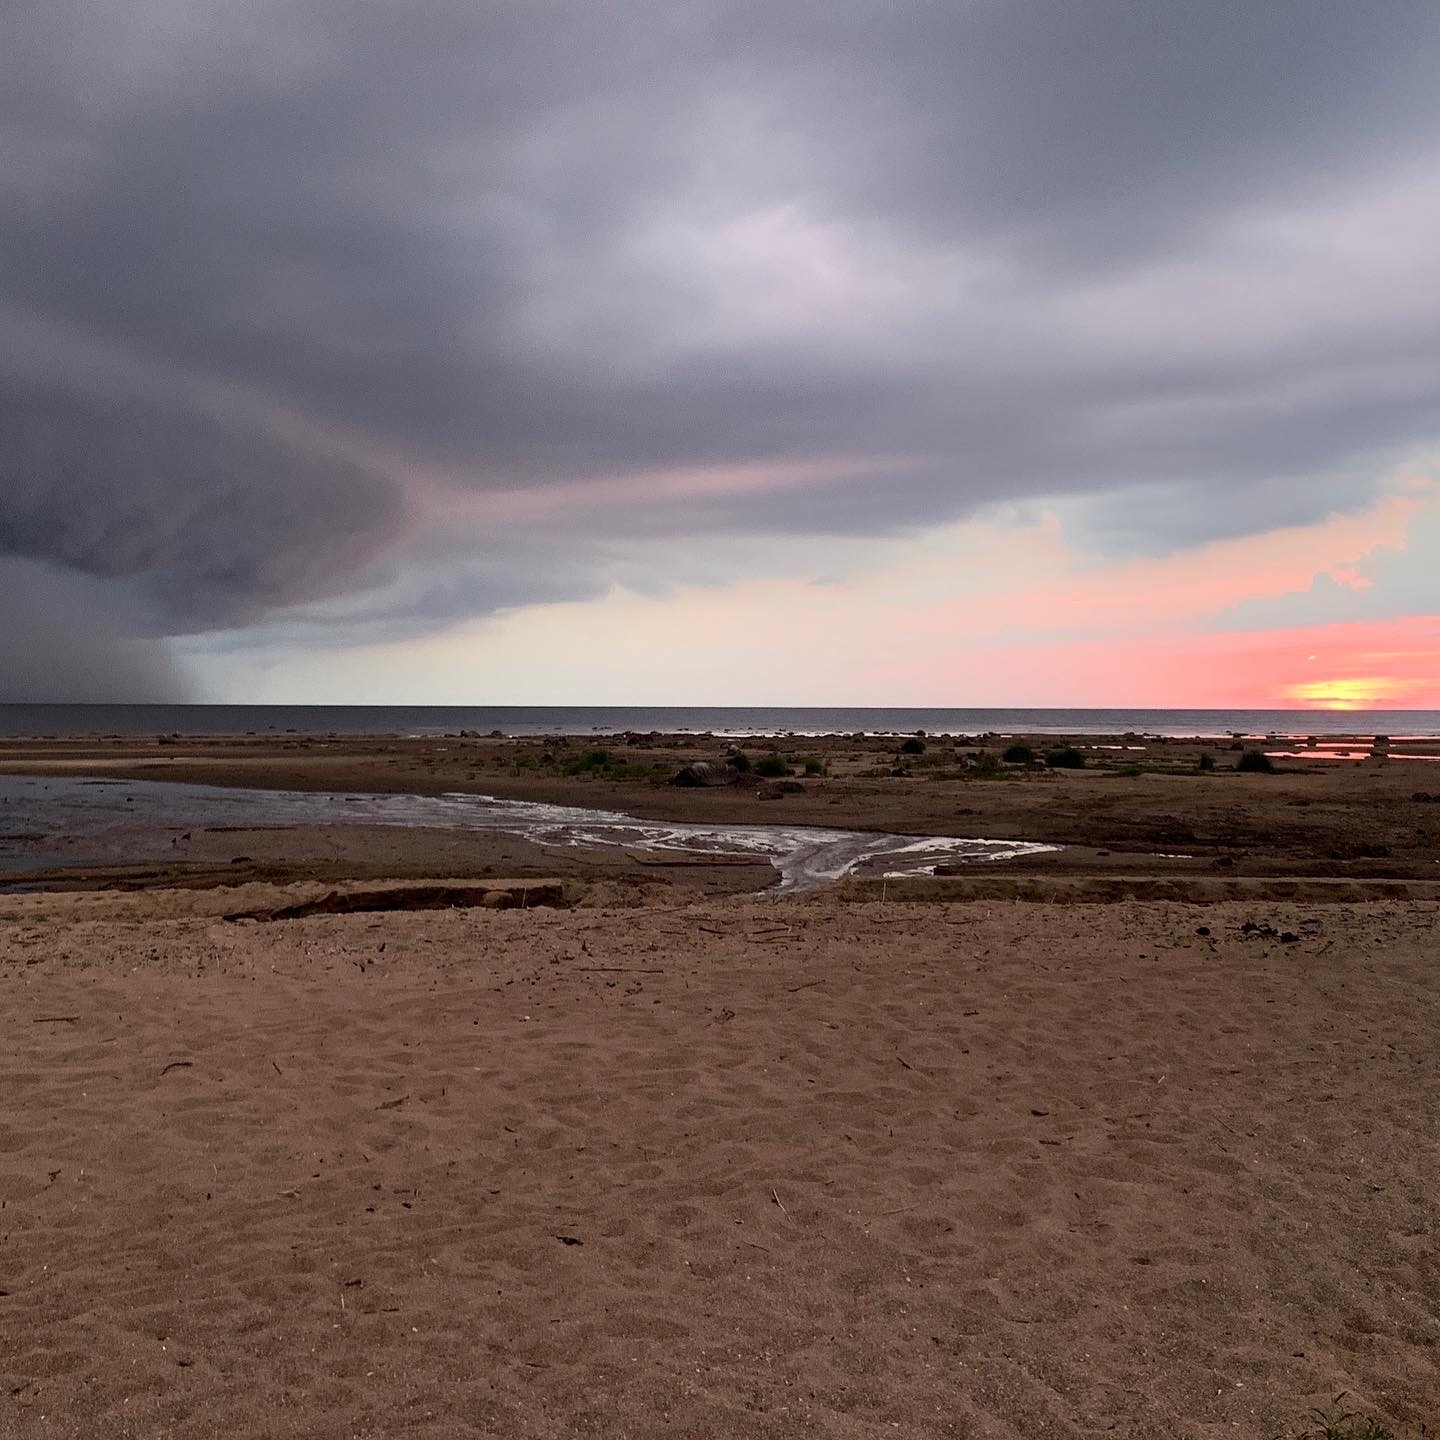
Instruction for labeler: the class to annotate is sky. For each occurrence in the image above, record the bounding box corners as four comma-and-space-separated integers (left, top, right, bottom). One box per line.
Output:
3, 1, 1439, 709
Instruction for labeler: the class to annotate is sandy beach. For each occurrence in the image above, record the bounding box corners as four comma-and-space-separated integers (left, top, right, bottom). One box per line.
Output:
2, 732, 1438, 1436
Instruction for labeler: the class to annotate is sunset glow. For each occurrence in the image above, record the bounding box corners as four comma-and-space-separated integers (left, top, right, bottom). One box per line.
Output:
184, 481, 1440, 709
1283, 677, 1421, 710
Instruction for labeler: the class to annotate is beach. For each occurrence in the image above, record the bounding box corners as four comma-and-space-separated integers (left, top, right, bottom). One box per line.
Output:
12, 0, 1440, 1432
2, 731, 1438, 1436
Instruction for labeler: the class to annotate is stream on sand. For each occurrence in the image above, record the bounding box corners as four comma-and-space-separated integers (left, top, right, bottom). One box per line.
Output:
0, 776, 1056, 891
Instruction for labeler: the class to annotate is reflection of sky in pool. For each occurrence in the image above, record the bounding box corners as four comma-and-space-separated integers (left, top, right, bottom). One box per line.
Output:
0, 776, 1056, 891
1264, 751, 1440, 762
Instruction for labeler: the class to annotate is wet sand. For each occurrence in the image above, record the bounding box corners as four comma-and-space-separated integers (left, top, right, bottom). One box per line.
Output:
1, 732, 1438, 1436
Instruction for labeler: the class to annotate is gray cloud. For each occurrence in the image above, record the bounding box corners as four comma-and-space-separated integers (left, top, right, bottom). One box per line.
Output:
4, 0, 1440, 681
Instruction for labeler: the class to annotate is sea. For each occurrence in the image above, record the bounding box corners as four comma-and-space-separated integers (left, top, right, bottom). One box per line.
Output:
1, 704, 1436, 739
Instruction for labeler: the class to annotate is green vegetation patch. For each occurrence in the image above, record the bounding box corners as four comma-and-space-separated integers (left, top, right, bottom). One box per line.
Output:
560, 748, 667, 781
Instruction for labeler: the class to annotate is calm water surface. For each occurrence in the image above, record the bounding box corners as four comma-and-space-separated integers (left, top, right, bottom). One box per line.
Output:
3, 704, 1437, 739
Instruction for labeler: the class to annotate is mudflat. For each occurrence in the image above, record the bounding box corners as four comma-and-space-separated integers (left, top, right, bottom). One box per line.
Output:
1, 732, 1437, 1437
3, 727, 1440, 894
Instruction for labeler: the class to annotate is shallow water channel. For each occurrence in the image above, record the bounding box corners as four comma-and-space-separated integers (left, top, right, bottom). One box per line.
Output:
0, 776, 1056, 891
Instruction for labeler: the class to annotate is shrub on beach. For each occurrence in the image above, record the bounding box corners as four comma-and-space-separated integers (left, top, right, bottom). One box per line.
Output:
1002, 743, 1036, 765
1197, 753, 1216, 772
754, 754, 793, 778
727, 749, 751, 773
900, 737, 927, 755
1045, 747, 1086, 769
1237, 749, 1276, 773
802, 758, 827, 776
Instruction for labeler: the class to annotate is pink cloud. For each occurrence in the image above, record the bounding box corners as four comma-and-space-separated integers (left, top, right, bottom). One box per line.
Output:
925, 617, 1440, 708
924, 483, 1434, 641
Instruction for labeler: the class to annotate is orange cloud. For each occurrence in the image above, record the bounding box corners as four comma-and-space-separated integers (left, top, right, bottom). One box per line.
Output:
913, 481, 1434, 642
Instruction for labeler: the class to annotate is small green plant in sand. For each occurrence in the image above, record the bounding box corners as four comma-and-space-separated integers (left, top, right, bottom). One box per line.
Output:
726, 749, 751, 773
1197, 752, 1216, 771
1279, 1394, 1397, 1439
1045, 746, 1086, 769
1237, 749, 1277, 774
1002, 743, 1035, 765
900, 736, 927, 755
802, 757, 827, 776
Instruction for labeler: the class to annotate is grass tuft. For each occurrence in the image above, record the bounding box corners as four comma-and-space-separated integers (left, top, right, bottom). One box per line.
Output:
1281, 1394, 1398, 1440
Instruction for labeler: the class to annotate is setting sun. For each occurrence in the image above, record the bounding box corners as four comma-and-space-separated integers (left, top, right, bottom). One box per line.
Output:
1284, 676, 1414, 710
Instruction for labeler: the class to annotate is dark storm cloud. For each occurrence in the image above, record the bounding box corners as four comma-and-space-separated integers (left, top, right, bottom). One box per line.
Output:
4, 0, 1440, 675
1, 367, 407, 627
